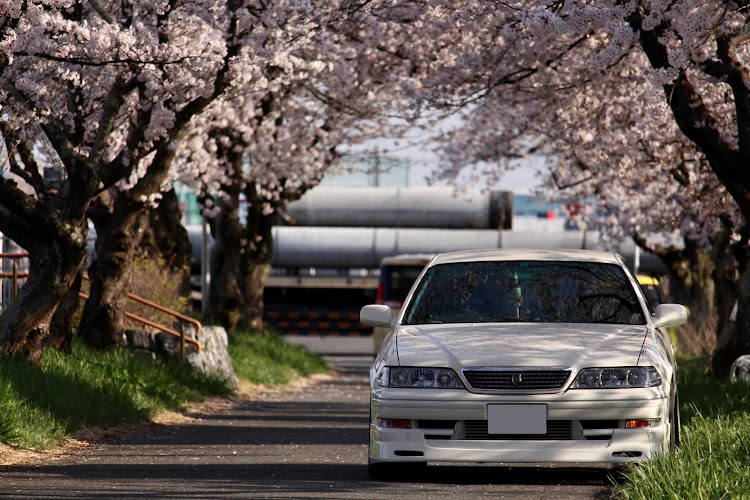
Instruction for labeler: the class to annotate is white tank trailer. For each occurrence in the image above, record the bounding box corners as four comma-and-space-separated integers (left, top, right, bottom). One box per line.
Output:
283, 186, 513, 230
187, 186, 666, 274
188, 225, 665, 274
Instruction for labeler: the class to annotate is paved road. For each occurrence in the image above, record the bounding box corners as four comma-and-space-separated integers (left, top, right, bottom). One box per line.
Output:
0, 355, 617, 499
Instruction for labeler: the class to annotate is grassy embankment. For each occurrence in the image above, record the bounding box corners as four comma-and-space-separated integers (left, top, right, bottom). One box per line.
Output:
0, 330, 328, 451
616, 356, 750, 499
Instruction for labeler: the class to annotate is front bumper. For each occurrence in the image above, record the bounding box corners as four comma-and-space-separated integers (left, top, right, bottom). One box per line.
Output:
369, 391, 670, 465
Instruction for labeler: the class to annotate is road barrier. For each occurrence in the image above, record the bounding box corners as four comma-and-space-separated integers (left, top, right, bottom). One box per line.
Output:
265, 308, 372, 337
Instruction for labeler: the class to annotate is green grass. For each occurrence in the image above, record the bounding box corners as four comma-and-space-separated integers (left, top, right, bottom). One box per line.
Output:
615, 357, 750, 499
227, 329, 329, 386
0, 329, 328, 451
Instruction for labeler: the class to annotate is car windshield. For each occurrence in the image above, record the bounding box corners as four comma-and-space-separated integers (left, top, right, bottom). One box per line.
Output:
402, 260, 645, 325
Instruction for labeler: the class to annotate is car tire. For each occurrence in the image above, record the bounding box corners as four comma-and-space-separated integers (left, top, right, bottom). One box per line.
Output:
670, 390, 681, 450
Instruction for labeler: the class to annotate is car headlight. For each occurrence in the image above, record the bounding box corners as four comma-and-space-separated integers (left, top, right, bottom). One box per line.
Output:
570, 367, 662, 388
380, 367, 465, 389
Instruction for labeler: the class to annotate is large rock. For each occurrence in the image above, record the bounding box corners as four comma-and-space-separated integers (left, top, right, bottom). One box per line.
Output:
731, 355, 750, 384
185, 325, 239, 390
125, 325, 238, 390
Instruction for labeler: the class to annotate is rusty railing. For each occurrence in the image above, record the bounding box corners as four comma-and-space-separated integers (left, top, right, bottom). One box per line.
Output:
81, 275, 202, 355
0, 252, 29, 299
0, 252, 200, 355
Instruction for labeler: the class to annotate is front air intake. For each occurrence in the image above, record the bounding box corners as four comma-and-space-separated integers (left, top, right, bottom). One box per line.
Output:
465, 420, 572, 440
463, 369, 571, 391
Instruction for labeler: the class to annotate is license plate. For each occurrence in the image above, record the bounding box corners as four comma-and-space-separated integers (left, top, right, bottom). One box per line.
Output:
487, 404, 547, 434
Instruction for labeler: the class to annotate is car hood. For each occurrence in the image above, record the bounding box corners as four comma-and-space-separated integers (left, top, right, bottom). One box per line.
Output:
394, 323, 649, 370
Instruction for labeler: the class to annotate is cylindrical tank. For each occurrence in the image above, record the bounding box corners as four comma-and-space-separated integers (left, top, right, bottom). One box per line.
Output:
284, 186, 513, 230
269, 226, 504, 268
185, 225, 666, 274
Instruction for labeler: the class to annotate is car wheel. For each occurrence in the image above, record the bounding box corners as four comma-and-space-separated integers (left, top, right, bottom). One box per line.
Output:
670, 390, 681, 450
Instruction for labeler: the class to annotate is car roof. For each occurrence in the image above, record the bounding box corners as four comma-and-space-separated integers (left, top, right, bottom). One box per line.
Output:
429, 248, 625, 266
380, 253, 436, 266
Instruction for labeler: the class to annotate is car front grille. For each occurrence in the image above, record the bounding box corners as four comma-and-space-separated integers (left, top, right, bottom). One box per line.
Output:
463, 369, 571, 391
465, 420, 572, 440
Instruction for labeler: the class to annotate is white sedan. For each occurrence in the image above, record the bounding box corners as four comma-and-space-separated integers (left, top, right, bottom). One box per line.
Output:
360, 249, 687, 479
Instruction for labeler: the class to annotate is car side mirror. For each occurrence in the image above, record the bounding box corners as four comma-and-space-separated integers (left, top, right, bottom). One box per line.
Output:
360, 304, 393, 327
653, 304, 688, 329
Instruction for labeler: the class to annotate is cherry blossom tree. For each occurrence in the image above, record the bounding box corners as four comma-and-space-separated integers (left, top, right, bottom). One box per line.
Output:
0, 0, 417, 357
367, 0, 748, 374
430, 62, 740, 354
0, 0, 305, 357
4, 0, 746, 372
77, 0, 365, 345
174, 4, 415, 331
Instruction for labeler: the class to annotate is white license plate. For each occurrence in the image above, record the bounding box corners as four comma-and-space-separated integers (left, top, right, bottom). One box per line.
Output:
487, 404, 547, 434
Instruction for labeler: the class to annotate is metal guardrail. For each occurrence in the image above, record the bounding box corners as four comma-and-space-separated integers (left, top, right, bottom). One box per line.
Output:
77, 290, 201, 354
0, 252, 201, 355
80, 275, 202, 355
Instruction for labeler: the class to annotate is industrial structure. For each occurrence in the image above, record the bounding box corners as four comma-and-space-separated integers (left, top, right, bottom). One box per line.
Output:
188, 186, 667, 337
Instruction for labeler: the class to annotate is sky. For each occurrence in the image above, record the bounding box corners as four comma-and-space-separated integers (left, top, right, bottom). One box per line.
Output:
408, 155, 547, 192
346, 116, 549, 193
359, 136, 548, 193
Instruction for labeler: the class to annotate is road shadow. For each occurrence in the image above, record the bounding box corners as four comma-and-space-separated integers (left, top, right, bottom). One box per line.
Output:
0, 461, 618, 499
0, 355, 616, 499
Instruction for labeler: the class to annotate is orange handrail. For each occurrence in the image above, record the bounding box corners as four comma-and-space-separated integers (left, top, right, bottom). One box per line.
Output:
0, 252, 29, 258
119, 288, 202, 336
78, 291, 201, 353
0, 251, 202, 354
0, 272, 29, 279
81, 275, 202, 355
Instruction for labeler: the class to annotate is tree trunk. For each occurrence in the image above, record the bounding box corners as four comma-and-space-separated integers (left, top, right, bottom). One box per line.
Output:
239, 242, 271, 333
204, 178, 275, 333
206, 203, 245, 331
734, 263, 750, 353
656, 240, 721, 357
239, 183, 275, 333
0, 232, 88, 363
79, 138, 184, 348
711, 265, 748, 378
48, 270, 84, 353
653, 222, 746, 377
206, 152, 245, 331
138, 187, 193, 296
663, 247, 715, 317
709, 220, 743, 377
79, 191, 145, 349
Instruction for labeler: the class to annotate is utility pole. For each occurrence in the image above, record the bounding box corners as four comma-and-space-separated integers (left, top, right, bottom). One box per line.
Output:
201, 217, 211, 317
373, 148, 380, 187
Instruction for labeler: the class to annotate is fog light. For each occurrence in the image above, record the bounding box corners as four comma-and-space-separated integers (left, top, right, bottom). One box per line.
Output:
625, 419, 659, 428
378, 418, 411, 428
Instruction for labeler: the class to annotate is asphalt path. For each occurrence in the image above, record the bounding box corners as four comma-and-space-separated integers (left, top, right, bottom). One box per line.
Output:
0, 353, 618, 499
